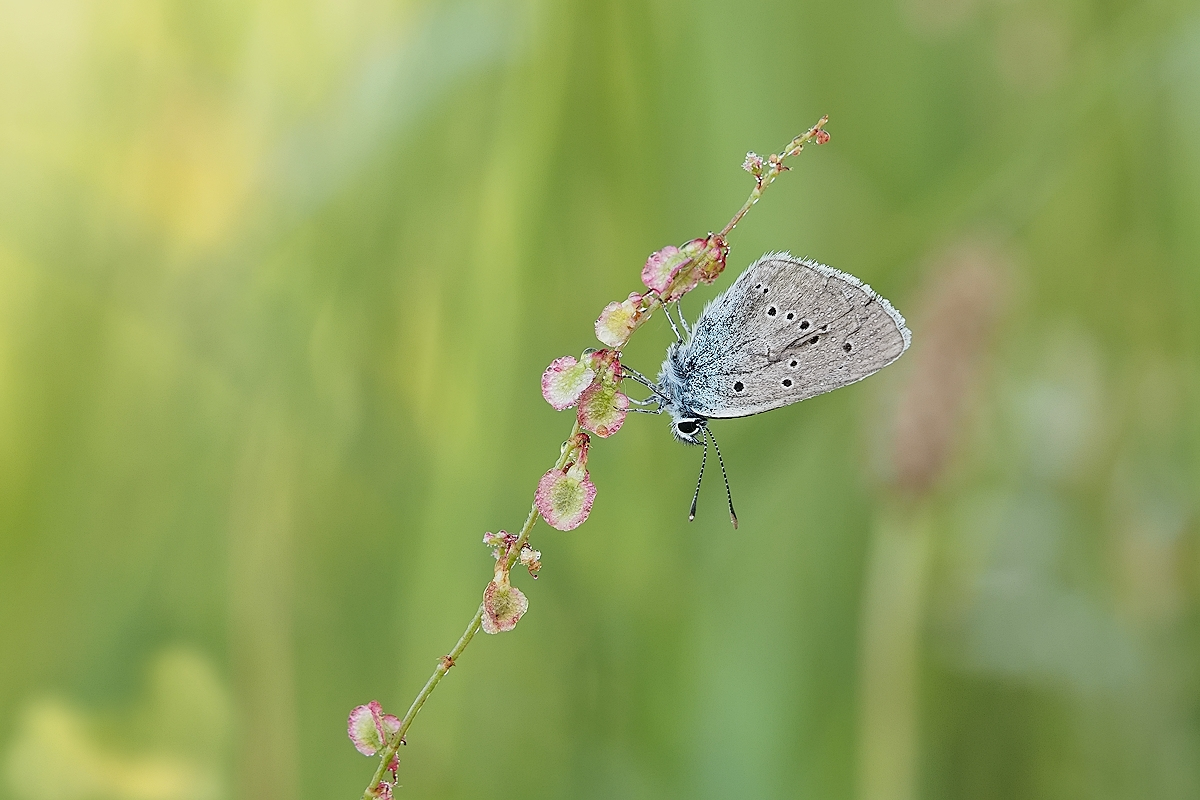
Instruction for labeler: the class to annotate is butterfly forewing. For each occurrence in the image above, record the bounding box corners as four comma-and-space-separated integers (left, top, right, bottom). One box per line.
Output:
677, 254, 910, 419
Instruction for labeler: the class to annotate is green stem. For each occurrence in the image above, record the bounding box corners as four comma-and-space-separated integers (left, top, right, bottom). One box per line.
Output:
358, 116, 826, 797
360, 606, 484, 800
717, 115, 828, 239
360, 422, 582, 799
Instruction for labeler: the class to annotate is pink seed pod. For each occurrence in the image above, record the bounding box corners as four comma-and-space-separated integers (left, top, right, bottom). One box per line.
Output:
641, 245, 690, 296
594, 292, 646, 349
535, 463, 597, 531
347, 701, 399, 757
541, 355, 596, 410
482, 574, 529, 633
577, 380, 628, 438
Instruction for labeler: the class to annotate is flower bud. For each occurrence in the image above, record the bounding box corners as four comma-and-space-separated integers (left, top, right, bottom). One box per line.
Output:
482, 530, 508, 547
641, 237, 727, 301
573, 350, 628, 437
482, 573, 529, 633
347, 701, 400, 757
535, 463, 597, 530
742, 152, 765, 178
577, 381, 628, 437
641, 245, 686, 295
541, 356, 595, 410
519, 544, 542, 578
483, 530, 517, 560
594, 292, 646, 349
692, 234, 729, 285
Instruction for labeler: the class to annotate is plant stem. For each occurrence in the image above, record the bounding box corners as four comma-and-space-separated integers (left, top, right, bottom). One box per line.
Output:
361, 422, 582, 799
358, 115, 826, 798
360, 606, 483, 800
718, 115, 828, 239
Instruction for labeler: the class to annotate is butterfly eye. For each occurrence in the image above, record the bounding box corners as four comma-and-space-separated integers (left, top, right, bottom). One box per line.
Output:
733, 381, 744, 392
676, 420, 699, 435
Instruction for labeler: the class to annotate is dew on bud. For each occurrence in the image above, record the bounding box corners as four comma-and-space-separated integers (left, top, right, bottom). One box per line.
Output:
519, 543, 542, 578
641, 245, 691, 296
577, 381, 628, 437
482, 530, 509, 547
348, 701, 399, 757
693, 234, 729, 285
742, 152, 765, 178
482, 573, 529, 633
535, 463, 596, 531
541, 356, 596, 410
642, 237, 728, 301
815, 129, 830, 145
483, 530, 517, 560
595, 292, 646, 349
574, 349, 628, 437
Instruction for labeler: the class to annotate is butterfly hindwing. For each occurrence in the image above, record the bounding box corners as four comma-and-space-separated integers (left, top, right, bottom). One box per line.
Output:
676, 253, 910, 419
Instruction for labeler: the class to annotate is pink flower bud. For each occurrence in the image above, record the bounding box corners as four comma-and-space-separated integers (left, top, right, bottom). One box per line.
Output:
742, 152, 764, 177
594, 292, 646, 349
641, 245, 689, 295
577, 380, 628, 437
519, 543, 542, 578
482, 573, 529, 633
348, 701, 397, 756
541, 355, 596, 410
814, 129, 830, 145
535, 464, 597, 530
642, 237, 727, 301
575, 349, 628, 437
584, 347, 618, 374
372, 781, 393, 800
693, 235, 729, 285
482, 530, 505, 547
483, 530, 519, 561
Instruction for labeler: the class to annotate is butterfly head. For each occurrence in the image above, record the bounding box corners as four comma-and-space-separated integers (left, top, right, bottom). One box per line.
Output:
670, 415, 707, 445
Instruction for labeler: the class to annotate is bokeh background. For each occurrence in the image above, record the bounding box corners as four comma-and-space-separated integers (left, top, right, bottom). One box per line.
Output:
2, 0, 1199, 798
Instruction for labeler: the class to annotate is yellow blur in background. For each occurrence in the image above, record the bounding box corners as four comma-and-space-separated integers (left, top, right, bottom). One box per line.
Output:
1, 0, 1198, 799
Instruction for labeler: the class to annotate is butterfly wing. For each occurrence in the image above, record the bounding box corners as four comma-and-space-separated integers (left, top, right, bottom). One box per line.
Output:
675, 253, 911, 419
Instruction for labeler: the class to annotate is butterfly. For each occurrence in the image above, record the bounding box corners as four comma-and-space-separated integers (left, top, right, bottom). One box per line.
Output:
623, 252, 911, 527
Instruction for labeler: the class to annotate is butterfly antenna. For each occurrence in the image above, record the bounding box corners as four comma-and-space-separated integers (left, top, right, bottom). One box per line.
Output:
688, 433, 708, 522
705, 427, 738, 529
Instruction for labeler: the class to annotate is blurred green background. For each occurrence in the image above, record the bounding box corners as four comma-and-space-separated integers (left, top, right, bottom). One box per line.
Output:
2, 0, 1199, 798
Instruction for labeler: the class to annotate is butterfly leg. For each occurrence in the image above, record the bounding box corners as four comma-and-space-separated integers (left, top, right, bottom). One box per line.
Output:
620, 365, 669, 401
620, 366, 671, 412
662, 305, 683, 342
628, 405, 663, 414
673, 300, 691, 338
